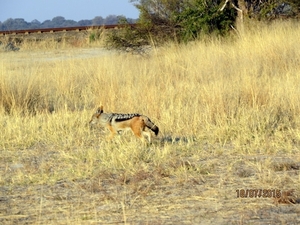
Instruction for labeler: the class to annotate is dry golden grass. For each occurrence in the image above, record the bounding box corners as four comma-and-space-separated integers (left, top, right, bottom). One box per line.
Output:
1, 21, 300, 224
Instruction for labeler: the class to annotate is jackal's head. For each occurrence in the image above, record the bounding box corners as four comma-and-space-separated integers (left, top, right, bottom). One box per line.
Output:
89, 106, 104, 125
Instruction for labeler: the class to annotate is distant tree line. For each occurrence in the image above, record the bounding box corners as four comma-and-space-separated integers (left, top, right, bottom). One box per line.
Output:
0, 15, 137, 31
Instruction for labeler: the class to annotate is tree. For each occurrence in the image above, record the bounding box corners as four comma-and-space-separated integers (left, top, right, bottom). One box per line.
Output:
105, 0, 236, 51
41, 20, 53, 28
221, 0, 300, 20
104, 15, 119, 25
177, 0, 236, 42
2, 18, 20, 30
78, 19, 92, 26
52, 16, 66, 26
62, 20, 78, 27
130, 0, 236, 42
92, 16, 104, 25
30, 19, 41, 29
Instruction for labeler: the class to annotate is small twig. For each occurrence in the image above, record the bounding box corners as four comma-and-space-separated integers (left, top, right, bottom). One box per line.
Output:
219, 0, 230, 11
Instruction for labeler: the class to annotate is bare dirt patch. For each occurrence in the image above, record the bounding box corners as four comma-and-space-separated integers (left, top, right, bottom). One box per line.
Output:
1, 141, 300, 225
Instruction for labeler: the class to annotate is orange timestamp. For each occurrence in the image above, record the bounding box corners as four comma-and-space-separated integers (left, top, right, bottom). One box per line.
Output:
236, 189, 282, 198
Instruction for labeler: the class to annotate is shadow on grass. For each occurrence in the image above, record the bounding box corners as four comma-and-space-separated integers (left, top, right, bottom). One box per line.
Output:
159, 135, 196, 145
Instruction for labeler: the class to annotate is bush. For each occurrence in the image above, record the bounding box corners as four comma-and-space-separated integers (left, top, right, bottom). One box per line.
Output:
88, 28, 104, 43
106, 0, 236, 50
176, 0, 236, 42
105, 17, 149, 51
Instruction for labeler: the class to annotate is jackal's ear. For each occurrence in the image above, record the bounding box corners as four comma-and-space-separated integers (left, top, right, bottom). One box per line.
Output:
96, 106, 103, 114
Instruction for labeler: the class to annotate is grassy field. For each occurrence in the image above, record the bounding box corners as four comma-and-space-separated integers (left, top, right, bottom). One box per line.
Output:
1, 21, 300, 224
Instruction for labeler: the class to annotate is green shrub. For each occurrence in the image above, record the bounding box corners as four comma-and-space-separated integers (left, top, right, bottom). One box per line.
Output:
106, 0, 236, 49
176, 0, 236, 42
105, 16, 149, 51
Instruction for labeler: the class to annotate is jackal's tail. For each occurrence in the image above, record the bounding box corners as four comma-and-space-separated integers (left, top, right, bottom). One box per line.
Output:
142, 116, 159, 135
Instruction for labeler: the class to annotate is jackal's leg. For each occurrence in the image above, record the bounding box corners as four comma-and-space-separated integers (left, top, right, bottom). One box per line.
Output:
132, 127, 143, 140
131, 124, 146, 142
107, 125, 117, 140
142, 131, 151, 143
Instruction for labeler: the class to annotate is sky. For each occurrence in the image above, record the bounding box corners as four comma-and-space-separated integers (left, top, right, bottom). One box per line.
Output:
0, 0, 140, 23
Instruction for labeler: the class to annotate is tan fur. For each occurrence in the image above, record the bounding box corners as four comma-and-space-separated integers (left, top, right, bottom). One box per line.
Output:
89, 106, 159, 142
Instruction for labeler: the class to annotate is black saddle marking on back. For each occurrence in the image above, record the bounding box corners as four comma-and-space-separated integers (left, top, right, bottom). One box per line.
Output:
113, 113, 140, 122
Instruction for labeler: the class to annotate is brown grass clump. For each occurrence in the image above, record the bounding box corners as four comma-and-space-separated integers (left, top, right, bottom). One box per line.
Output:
1, 20, 300, 224
273, 189, 300, 205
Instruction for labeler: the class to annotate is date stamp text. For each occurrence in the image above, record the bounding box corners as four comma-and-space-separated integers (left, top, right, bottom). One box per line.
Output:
236, 189, 282, 198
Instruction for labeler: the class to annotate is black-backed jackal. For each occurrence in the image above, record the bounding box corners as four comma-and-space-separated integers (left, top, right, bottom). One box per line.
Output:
89, 106, 159, 142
